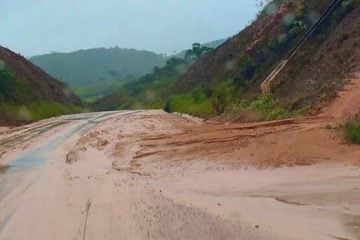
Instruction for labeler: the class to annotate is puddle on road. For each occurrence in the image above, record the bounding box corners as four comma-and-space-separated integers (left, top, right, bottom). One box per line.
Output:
7, 119, 93, 171
0, 118, 96, 201
2, 112, 123, 172
0, 112, 125, 201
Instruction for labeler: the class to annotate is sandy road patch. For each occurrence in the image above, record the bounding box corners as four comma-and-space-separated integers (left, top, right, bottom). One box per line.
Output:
0, 110, 359, 240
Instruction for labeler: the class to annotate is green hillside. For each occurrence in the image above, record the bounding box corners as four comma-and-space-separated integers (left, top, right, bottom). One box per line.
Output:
30, 47, 167, 102
94, 57, 188, 111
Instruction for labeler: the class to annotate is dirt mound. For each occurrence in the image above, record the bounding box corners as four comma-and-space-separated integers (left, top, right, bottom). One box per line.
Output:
323, 72, 360, 119
128, 115, 360, 168
65, 111, 359, 170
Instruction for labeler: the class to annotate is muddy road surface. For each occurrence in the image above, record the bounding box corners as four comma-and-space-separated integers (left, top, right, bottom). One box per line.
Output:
0, 110, 359, 240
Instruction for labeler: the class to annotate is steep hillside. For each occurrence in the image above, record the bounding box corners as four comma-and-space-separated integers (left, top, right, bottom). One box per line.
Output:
271, 0, 360, 114
30, 47, 167, 101
175, 0, 334, 91
173, 0, 359, 115
0, 46, 81, 125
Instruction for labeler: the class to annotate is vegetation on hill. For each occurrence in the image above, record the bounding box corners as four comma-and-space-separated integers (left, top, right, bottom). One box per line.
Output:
30, 47, 167, 102
94, 57, 189, 111
0, 47, 81, 125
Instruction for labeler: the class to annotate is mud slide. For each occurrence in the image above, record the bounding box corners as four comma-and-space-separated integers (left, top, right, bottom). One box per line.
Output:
0, 109, 359, 240
324, 72, 360, 119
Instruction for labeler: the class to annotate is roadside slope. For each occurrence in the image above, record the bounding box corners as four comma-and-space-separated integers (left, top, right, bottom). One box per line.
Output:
272, 0, 360, 115
0, 46, 81, 125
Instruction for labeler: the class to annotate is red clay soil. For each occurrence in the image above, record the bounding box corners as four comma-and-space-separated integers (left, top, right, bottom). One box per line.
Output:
323, 72, 360, 119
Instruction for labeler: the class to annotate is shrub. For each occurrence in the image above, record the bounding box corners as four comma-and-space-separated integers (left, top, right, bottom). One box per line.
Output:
163, 100, 172, 113
345, 118, 360, 144
248, 94, 288, 120
165, 90, 212, 118
210, 80, 236, 115
232, 94, 288, 121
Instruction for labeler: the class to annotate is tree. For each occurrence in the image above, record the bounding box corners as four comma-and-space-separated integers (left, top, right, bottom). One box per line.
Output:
255, 0, 272, 8
184, 43, 214, 62
211, 80, 236, 115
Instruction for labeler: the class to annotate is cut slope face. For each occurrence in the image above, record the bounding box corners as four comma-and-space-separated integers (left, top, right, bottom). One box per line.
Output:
174, 0, 335, 92
0, 46, 81, 124
172, 0, 359, 116
272, 1, 360, 115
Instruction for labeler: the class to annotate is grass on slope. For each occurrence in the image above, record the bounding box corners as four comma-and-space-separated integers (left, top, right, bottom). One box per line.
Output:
345, 118, 360, 144
165, 90, 213, 118
0, 102, 83, 123
234, 94, 289, 121
0, 67, 82, 124
164, 80, 288, 120
73, 78, 131, 103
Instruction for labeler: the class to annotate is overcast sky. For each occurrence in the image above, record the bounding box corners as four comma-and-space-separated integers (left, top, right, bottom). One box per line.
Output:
1, 0, 259, 57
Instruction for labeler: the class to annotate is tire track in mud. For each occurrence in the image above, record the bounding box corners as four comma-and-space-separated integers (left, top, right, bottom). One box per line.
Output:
0, 121, 68, 153
0, 111, 139, 236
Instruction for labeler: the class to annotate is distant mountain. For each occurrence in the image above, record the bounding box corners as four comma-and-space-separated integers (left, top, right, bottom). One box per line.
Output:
0, 46, 81, 124
30, 47, 167, 102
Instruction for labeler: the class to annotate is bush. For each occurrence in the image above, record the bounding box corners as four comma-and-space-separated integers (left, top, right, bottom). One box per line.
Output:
163, 100, 172, 113
210, 80, 236, 115
249, 94, 288, 120
345, 118, 360, 144
165, 90, 212, 118
232, 94, 288, 121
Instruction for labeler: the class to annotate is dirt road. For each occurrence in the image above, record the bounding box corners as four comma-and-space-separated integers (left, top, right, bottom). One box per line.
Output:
0, 110, 359, 240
